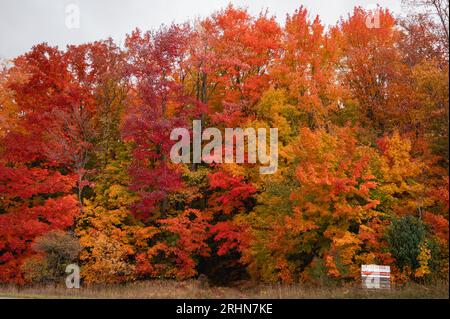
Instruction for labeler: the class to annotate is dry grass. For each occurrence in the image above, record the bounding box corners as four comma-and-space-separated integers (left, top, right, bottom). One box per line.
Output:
0, 280, 448, 299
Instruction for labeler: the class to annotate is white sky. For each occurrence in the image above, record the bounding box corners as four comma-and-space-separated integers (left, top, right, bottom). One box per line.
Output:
0, 0, 403, 59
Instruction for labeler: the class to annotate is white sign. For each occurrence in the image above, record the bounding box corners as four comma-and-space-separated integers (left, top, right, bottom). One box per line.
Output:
361, 264, 390, 289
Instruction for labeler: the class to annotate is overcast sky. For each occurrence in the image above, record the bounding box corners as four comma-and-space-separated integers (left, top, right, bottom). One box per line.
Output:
0, 0, 403, 59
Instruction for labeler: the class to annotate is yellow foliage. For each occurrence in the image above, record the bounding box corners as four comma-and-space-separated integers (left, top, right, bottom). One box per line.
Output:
415, 242, 432, 278
79, 232, 136, 284
379, 132, 427, 215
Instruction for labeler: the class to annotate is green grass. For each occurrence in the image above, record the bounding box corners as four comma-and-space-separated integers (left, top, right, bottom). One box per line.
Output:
0, 280, 448, 299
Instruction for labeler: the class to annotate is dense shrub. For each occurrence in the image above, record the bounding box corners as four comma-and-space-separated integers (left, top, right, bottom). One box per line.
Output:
386, 216, 426, 270
21, 231, 80, 284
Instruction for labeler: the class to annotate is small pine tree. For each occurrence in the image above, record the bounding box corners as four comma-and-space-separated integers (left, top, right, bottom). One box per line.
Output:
385, 216, 426, 270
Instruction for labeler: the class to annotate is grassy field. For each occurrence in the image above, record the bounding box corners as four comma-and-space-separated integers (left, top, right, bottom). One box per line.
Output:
0, 280, 448, 299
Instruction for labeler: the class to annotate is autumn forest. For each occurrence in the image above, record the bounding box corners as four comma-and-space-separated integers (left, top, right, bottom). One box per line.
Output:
0, 1, 448, 289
